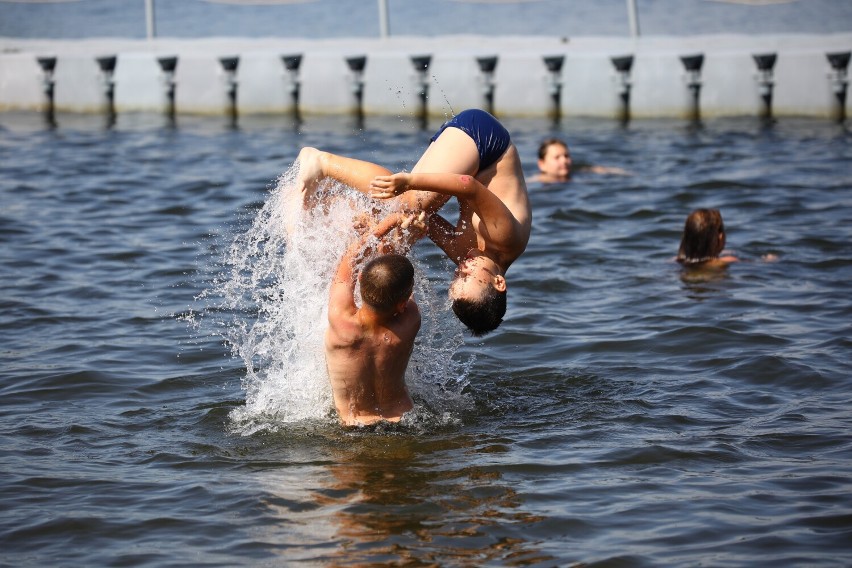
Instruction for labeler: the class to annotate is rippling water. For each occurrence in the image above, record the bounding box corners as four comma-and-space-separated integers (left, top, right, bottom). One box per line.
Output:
2, 0, 851, 39
1, 110, 851, 566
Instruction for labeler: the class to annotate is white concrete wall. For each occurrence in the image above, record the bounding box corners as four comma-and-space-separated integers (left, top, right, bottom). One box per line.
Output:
0, 34, 849, 119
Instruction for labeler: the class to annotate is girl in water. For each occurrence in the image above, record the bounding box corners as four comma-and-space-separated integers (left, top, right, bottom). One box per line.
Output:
676, 208, 738, 269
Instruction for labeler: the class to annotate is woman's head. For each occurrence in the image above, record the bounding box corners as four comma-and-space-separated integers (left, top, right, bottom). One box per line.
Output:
537, 138, 572, 181
677, 209, 726, 264
448, 254, 506, 336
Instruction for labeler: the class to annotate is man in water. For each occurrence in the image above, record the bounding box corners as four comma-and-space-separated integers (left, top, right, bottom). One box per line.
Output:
325, 226, 422, 426
297, 108, 531, 336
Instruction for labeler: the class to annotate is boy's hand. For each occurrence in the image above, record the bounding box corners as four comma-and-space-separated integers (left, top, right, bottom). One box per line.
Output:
370, 173, 411, 199
400, 211, 428, 241
370, 211, 428, 254
352, 212, 373, 234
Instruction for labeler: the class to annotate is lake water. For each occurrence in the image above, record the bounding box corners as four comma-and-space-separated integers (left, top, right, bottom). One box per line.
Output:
1, 109, 851, 566
2, 0, 851, 39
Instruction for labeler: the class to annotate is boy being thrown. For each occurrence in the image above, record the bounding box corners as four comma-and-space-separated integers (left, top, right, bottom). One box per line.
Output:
298, 109, 531, 336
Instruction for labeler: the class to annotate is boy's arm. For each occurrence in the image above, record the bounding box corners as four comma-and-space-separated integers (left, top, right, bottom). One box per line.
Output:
370, 172, 516, 245
371, 172, 479, 200
427, 213, 468, 264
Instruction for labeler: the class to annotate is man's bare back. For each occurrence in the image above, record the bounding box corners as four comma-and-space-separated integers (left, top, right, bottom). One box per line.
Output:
325, 250, 420, 426
325, 299, 419, 426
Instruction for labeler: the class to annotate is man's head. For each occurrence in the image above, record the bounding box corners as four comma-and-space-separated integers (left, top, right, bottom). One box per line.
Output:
677, 208, 726, 264
360, 253, 415, 315
448, 253, 506, 336
537, 138, 572, 181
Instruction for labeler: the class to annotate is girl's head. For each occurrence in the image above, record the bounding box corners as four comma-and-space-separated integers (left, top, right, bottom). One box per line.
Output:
677, 209, 726, 265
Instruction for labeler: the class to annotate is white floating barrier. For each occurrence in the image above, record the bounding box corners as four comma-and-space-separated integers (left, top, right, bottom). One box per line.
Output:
0, 34, 849, 121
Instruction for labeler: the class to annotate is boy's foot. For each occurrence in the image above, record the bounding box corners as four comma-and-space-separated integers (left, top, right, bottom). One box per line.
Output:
296, 147, 325, 204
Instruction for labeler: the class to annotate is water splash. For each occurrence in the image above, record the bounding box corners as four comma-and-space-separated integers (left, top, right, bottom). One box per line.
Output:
201, 163, 471, 435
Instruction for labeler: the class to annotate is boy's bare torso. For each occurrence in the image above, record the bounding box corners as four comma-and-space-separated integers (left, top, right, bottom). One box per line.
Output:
462, 144, 532, 270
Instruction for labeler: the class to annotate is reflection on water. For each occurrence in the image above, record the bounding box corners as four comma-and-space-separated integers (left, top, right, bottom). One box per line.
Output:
679, 262, 733, 289
310, 434, 552, 566
240, 429, 555, 565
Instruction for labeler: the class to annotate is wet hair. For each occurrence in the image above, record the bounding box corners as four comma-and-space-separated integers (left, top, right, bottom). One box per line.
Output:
451, 285, 506, 336
537, 137, 568, 160
359, 254, 414, 314
677, 208, 726, 265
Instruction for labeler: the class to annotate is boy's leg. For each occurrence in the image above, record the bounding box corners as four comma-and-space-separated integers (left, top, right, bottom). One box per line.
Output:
297, 127, 480, 215
402, 127, 480, 214
412, 127, 479, 175
297, 147, 391, 196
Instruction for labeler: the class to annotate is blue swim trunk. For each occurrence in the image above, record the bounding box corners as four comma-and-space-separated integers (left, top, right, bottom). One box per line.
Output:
430, 109, 511, 171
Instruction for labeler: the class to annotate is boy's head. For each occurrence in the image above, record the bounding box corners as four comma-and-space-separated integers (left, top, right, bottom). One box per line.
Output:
677, 208, 726, 264
448, 254, 506, 336
359, 254, 414, 315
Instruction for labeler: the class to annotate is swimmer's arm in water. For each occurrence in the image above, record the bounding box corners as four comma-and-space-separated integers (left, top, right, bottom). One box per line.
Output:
583, 165, 630, 176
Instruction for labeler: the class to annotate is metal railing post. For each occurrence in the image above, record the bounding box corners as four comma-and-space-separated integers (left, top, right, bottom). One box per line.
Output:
377, 0, 389, 39
145, 0, 156, 40
626, 0, 640, 38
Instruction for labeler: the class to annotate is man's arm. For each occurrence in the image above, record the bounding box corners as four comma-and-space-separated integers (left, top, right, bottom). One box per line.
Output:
327, 238, 363, 323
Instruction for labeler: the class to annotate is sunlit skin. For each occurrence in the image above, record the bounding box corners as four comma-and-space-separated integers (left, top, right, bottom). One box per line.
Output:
325, 228, 422, 427
295, 176, 428, 426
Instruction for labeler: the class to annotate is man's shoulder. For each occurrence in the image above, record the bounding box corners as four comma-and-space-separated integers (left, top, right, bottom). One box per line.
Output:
375, 313, 420, 349
326, 311, 364, 348
396, 302, 422, 336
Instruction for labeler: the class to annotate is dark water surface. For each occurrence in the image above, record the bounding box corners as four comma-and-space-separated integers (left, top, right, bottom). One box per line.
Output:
1, 110, 851, 566
2, 0, 851, 39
